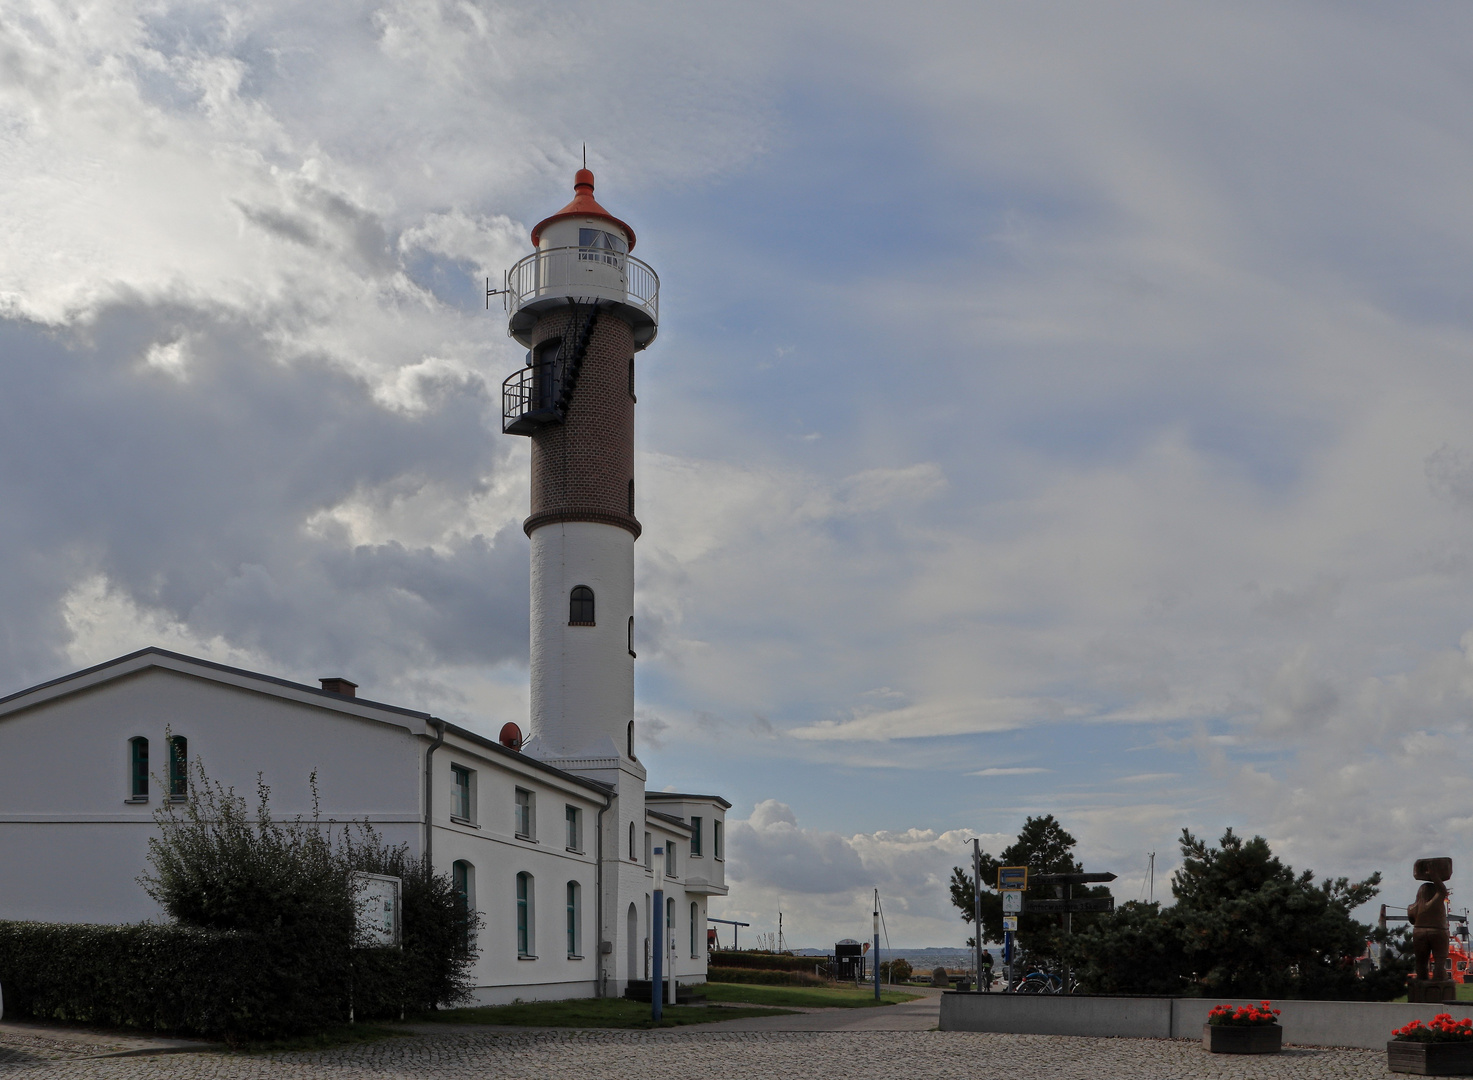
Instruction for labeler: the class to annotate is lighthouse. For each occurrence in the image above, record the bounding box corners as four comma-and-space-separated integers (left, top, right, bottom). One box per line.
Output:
500, 169, 657, 771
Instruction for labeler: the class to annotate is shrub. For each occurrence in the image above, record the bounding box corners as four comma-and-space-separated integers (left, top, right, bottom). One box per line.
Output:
706, 966, 830, 986
709, 951, 828, 973
880, 958, 912, 982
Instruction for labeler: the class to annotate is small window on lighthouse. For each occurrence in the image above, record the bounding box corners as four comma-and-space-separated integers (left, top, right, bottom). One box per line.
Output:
569, 586, 595, 625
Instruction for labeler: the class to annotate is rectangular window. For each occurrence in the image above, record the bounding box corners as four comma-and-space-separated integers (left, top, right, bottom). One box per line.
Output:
565, 805, 581, 851
644, 830, 652, 868
516, 872, 534, 957
452, 861, 474, 948
167, 735, 187, 801
714, 820, 724, 861
451, 765, 474, 824
667, 841, 677, 878
128, 737, 148, 802
567, 881, 580, 956
690, 816, 703, 857
515, 788, 534, 839
578, 227, 627, 266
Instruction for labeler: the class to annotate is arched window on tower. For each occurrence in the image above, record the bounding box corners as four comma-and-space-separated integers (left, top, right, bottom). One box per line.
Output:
629, 820, 637, 861
628, 616, 636, 658
569, 586, 595, 626
627, 719, 635, 759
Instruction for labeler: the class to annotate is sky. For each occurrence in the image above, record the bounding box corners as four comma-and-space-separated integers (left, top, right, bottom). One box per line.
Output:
5, 0, 1473, 948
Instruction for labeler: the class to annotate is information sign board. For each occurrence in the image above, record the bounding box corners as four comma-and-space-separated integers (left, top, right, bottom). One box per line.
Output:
353, 871, 402, 948
997, 866, 1028, 891
1002, 916, 1018, 932
1001, 889, 1023, 913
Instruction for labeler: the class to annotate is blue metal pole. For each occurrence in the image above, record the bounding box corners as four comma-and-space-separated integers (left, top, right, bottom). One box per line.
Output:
652, 845, 664, 1022
1004, 930, 1012, 992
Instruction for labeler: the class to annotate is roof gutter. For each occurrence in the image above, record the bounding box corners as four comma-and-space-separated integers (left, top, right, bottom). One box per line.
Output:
424, 718, 446, 864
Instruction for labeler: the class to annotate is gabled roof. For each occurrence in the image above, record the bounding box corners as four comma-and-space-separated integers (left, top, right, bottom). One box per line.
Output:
0, 646, 615, 798
645, 791, 733, 810
646, 807, 694, 833
0, 646, 431, 725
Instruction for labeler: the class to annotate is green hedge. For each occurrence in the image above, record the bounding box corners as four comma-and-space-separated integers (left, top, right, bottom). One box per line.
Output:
707, 966, 830, 986
709, 951, 829, 973
0, 919, 436, 1043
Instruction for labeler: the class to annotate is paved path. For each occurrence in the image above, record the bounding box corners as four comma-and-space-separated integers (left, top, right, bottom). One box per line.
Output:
0, 1026, 1403, 1078
0, 1021, 208, 1065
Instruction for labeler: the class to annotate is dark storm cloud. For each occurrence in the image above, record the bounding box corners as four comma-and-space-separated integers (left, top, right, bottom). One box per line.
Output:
0, 304, 527, 690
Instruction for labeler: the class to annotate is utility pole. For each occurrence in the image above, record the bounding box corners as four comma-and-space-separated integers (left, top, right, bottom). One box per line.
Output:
971, 839, 983, 991
873, 889, 881, 1001
1148, 852, 1155, 904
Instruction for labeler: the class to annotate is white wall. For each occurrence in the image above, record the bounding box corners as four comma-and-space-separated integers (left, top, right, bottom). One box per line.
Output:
0, 666, 423, 923
529, 522, 634, 760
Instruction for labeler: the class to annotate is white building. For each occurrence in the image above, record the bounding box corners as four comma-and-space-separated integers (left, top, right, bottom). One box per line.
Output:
0, 171, 729, 1005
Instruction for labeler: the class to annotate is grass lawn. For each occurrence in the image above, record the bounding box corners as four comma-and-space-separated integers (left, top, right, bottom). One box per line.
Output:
1390, 982, 1473, 1004
417, 997, 794, 1029
702, 983, 922, 1009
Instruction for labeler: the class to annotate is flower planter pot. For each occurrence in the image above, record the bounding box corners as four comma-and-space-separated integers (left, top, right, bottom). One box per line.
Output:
1388, 1041, 1473, 1076
1202, 1024, 1282, 1054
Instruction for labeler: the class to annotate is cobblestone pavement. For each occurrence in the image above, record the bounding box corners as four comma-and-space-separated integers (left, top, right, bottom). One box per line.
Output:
0, 1029, 1403, 1078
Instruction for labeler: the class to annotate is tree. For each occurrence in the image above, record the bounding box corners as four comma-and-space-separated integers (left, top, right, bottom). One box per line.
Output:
1065, 827, 1411, 999
949, 815, 1107, 968
141, 760, 477, 1020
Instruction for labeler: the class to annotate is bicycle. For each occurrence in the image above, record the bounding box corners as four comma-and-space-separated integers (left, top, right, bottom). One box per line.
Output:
1010, 969, 1064, 994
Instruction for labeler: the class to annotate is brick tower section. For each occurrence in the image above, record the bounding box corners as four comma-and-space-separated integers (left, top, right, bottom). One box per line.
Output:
525, 307, 641, 539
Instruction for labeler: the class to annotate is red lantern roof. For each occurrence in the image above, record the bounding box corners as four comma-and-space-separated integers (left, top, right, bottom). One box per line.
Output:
530, 169, 636, 251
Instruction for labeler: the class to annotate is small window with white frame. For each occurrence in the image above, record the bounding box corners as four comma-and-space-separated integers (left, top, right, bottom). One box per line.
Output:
566, 881, 581, 957
127, 736, 149, 803
515, 788, 535, 839
667, 841, 677, 878
565, 804, 582, 852
644, 830, 652, 868
450, 764, 476, 825
690, 816, 703, 857
516, 871, 535, 957
714, 820, 724, 861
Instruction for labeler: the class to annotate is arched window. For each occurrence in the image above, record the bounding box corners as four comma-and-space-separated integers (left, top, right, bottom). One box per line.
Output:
630, 820, 637, 861
691, 901, 699, 956
627, 719, 635, 759
167, 735, 188, 801
516, 872, 535, 957
628, 616, 636, 658
128, 737, 148, 802
567, 881, 581, 956
452, 861, 475, 948
569, 586, 595, 625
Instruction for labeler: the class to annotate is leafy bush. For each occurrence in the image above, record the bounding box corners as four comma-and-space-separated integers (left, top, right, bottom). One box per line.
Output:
706, 966, 830, 986
880, 958, 913, 982
709, 951, 827, 972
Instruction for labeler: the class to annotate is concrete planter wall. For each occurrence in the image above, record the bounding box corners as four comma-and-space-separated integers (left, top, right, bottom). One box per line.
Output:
940, 993, 1473, 1050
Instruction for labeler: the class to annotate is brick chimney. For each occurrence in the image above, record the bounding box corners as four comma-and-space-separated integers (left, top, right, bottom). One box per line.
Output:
319, 677, 357, 697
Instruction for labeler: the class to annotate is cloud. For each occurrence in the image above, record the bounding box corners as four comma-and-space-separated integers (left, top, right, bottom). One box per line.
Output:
970, 767, 1050, 777
717, 799, 1008, 946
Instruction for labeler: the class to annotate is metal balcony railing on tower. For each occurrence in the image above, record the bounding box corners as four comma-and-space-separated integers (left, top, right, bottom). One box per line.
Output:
502, 246, 659, 349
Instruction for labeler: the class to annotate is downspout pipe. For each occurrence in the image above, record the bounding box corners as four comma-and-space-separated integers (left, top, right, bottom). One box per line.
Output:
423, 718, 446, 866
595, 788, 613, 998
